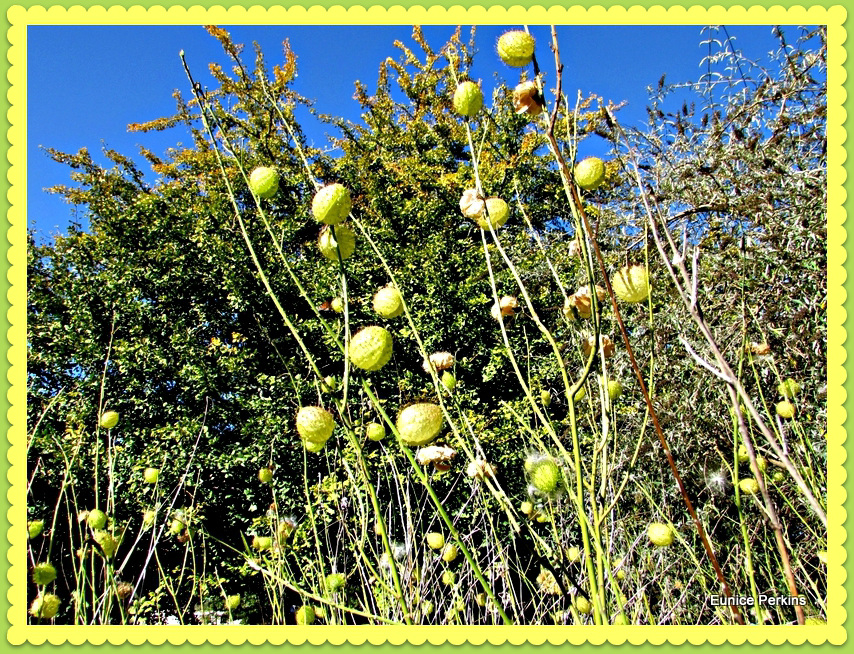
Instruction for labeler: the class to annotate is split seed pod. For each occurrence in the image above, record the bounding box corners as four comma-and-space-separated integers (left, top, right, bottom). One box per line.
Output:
459, 188, 486, 218
415, 444, 457, 466
491, 295, 519, 320
422, 351, 455, 373
512, 80, 543, 116
582, 334, 616, 359
466, 459, 497, 480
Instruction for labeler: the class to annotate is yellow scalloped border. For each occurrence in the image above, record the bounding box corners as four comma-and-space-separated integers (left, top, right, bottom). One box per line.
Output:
6, 3, 846, 646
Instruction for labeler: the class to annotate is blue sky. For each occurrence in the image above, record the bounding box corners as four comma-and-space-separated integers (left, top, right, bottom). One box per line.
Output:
28, 24, 789, 244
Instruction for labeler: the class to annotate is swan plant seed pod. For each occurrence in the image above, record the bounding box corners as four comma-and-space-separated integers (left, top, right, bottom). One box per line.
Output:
87, 509, 108, 530
32, 562, 57, 586
396, 403, 444, 447
475, 197, 510, 230
365, 422, 386, 442
28, 520, 45, 539
426, 532, 445, 550
99, 411, 120, 429
778, 378, 801, 399
497, 30, 536, 67
318, 225, 356, 261
252, 536, 273, 551
611, 265, 650, 303
249, 166, 279, 199
574, 157, 606, 190
452, 81, 484, 118
373, 285, 404, 319
647, 522, 674, 547
296, 605, 316, 625
30, 593, 61, 619
776, 400, 795, 419
349, 326, 393, 371
530, 460, 561, 494
738, 478, 760, 495
296, 406, 335, 444
312, 183, 351, 225
575, 596, 593, 615
441, 543, 459, 563
94, 530, 118, 558
441, 371, 457, 391
326, 573, 346, 592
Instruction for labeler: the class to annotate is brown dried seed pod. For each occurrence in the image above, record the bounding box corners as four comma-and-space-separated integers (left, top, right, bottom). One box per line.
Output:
459, 188, 486, 218
512, 80, 544, 116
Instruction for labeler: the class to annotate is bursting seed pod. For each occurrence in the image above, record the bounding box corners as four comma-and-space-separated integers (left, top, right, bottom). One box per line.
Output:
422, 351, 454, 374
512, 80, 544, 116
491, 295, 518, 320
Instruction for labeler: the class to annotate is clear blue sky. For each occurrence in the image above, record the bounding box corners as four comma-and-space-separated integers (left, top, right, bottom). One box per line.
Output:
28, 24, 789, 244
